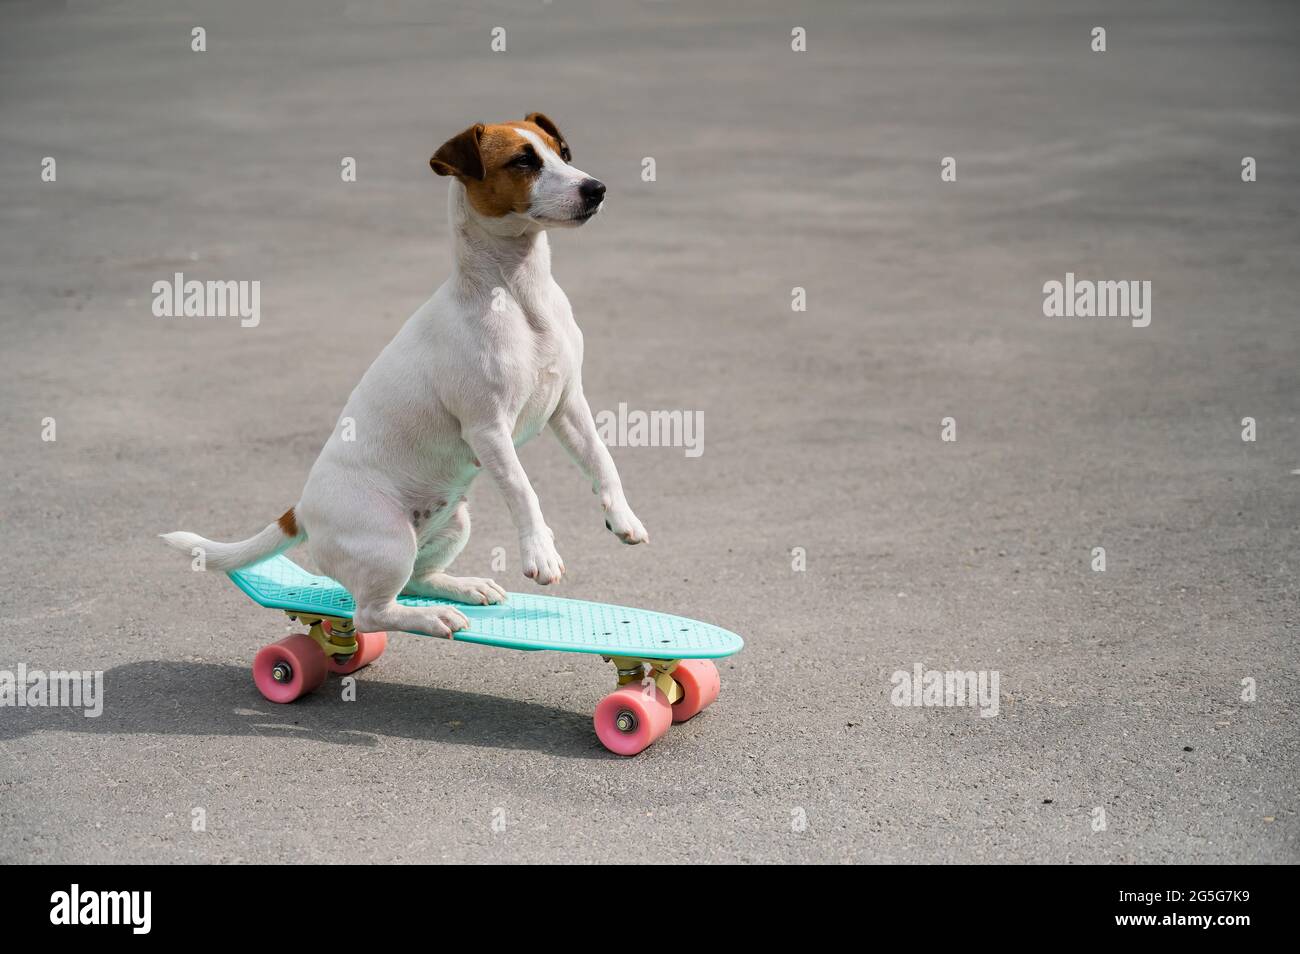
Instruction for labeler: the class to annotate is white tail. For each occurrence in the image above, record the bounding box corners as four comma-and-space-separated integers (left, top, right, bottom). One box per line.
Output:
161, 510, 303, 572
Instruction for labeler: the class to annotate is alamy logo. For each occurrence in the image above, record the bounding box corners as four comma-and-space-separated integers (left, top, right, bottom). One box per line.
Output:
152, 272, 261, 327
0, 664, 103, 717
1042, 272, 1150, 327
890, 663, 1000, 717
595, 402, 703, 458
50, 885, 151, 934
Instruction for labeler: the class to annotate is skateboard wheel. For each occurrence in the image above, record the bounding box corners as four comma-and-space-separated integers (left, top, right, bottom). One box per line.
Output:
253, 634, 328, 703
593, 685, 672, 756
326, 628, 388, 675
669, 659, 720, 723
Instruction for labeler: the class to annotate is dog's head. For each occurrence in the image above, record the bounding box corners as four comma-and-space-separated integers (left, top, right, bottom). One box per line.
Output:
430, 113, 604, 230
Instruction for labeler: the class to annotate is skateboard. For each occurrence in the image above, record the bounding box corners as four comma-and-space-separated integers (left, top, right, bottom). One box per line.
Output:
227, 555, 744, 755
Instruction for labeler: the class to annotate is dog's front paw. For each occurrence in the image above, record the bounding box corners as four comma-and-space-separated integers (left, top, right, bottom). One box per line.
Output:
521, 531, 565, 585
604, 506, 648, 545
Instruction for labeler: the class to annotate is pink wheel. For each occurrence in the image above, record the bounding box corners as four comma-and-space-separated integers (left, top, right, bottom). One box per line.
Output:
594, 685, 672, 756
324, 626, 388, 675
253, 634, 328, 703
670, 659, 720, 723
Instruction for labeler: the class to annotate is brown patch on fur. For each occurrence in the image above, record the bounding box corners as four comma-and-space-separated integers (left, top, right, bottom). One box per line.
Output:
277, 507, 298, 536
464, 125, 537, 217
430, 116, 573, 218
429, 124, 485, 180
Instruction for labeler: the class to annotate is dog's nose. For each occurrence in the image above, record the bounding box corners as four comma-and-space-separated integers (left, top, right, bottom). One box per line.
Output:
579, 178, 606, 206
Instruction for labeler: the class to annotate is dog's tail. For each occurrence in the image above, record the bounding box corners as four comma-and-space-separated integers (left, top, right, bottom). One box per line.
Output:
160, 507, 305, 572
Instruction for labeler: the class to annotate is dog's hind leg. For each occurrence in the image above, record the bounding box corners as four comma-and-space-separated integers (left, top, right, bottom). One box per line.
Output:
306, 495, 469, 639
403, 501, 507, 605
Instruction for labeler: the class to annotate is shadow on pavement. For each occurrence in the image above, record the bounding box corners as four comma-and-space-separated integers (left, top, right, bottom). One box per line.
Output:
0, 660, 603, 759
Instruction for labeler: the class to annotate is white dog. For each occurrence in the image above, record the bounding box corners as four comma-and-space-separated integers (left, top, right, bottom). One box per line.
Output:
164, 113, 647, 638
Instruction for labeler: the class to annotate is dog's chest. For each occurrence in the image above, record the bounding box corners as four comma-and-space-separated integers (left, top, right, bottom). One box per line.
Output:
497, 283, 577, 444
511, 360, 566, 444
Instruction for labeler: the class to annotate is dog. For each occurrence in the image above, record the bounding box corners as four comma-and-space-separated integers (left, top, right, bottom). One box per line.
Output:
164, 113, 647, 639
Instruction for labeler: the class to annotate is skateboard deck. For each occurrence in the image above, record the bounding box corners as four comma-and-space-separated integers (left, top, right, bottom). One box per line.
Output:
229, 554, 744, 659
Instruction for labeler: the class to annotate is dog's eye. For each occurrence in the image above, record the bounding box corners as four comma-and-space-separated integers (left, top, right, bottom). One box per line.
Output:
560, 146, 571, 162
508, 154, 540, 170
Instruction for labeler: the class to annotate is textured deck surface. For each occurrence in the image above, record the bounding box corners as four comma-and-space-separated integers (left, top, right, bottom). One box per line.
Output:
229, 555, 744, 659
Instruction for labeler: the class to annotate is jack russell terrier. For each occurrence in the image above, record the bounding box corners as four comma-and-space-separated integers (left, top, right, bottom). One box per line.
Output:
164, 113, 647, 639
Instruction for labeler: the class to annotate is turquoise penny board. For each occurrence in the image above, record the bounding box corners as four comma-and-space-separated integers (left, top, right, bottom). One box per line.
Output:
229, 555, 744, 660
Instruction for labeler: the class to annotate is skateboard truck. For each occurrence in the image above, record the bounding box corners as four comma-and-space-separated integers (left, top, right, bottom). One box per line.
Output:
285, 613, 360, 663
605, 656, 683, 705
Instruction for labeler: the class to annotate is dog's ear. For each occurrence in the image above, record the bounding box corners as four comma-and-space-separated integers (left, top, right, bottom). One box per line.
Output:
525, 112, 571, 162
430, 124, 487, 180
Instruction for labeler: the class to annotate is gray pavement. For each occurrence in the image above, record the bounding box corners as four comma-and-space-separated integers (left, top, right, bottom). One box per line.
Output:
1, 0, 1297, 863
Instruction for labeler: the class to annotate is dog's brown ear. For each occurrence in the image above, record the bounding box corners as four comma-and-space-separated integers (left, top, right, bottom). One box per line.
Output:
430, 124, 486, 180
525, 112, 571, 161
